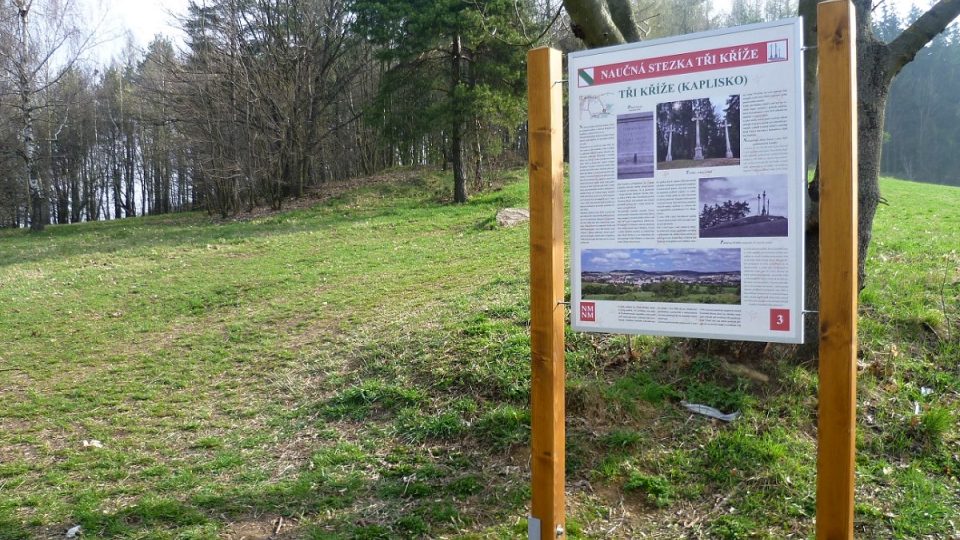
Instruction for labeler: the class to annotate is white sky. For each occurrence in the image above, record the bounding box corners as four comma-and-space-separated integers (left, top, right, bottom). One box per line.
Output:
710, 0, 927, 18
82, 0, 931, 65
83, 0, 191, 64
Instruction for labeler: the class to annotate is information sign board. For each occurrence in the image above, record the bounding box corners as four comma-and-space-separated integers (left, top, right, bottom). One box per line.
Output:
569, 19, 805, 343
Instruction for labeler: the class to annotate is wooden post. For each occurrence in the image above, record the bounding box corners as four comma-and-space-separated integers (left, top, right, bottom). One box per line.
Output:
816, 1, 858, 538
527, 46, 565, 540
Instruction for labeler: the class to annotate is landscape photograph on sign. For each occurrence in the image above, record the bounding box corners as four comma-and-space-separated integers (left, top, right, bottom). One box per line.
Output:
581, 248, 741, 304
699, 174, 788, 237
656, 95, 740, 169
616, 112, 655, 179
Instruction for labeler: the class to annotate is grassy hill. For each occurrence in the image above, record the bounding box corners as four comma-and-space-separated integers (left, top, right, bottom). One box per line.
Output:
0, 170, 957, 539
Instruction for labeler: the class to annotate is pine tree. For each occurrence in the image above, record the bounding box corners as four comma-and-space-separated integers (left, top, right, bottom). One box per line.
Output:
351, 0, 530, 203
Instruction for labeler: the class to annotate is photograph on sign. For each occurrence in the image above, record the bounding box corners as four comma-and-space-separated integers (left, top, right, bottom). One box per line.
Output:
698, 174, 788, 238
569, 19, 805, 343
656, 96, 741, 169
581, 248, 741, 305
616, 112, 655, 179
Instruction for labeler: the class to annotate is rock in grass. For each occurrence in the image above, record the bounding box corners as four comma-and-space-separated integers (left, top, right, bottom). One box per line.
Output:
496, 208, 529, 228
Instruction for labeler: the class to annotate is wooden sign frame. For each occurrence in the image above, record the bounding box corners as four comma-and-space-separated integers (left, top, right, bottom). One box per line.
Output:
527, 46, 566, 540
815, 1, 859, 538
526, 2, 858, 537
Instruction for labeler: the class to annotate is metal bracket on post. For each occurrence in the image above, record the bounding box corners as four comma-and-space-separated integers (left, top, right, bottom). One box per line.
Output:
527, 516, 541, 540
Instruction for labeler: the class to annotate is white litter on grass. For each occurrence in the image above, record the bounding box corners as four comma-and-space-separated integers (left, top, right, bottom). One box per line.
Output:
81, 440, 103, 449
65, 525, 81, 538
914, 401, 921, 415
681, 401, 741, 422
921, 386, 934, 396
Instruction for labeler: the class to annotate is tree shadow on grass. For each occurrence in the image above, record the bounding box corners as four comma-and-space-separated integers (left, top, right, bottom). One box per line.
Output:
3, 376, 530, 537
69, 450, 521, 540
0, 512, 30, 540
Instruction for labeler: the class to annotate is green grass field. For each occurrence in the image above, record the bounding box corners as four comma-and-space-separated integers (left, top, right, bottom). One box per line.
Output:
583, 282, 741, 304
0, 170, 957, 538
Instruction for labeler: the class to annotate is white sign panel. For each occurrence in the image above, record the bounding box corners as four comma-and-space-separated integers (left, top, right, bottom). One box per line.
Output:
569, 19, 805, 343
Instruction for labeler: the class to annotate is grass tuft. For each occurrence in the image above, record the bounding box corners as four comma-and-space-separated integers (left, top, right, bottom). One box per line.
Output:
475, 405, 530, 449
623, 471, 674, 507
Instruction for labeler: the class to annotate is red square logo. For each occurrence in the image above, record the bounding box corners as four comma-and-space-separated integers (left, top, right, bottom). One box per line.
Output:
770, 309, 790, 331
580, 302, 596, 322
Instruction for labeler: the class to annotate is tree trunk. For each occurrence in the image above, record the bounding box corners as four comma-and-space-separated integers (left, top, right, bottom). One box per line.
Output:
451, 34, 468, 204
853, 36, 889, 288
28, 174, 44, 230
112, 151, 123, 220
806, 1, 889, 295
70, 167, 81, 223
474, 117, 484, 191
799, 0, 938, 352
14, 2, 45, 231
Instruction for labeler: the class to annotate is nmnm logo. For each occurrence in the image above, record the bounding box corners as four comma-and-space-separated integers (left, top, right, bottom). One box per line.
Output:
579, 302, 596, 322
578, 68, 595, 87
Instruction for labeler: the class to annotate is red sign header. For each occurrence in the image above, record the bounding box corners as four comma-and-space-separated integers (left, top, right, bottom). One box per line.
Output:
578, 39, 788, 87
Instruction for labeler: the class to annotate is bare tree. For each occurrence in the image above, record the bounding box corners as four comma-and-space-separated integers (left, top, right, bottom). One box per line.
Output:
0, 0, 94, 230
169, 0, 364, 216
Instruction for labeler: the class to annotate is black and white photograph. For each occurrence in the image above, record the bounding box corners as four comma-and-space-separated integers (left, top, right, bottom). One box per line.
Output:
657, 96, 740, 170
698, 174, 788, 238
616, 112, 655, 179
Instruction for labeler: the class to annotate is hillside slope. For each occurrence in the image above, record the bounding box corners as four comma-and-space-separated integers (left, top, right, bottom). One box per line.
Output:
0, 171, 957, 539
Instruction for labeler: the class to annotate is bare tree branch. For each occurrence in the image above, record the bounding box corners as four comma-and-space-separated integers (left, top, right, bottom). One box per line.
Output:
607, 0, 644, 42
561, 0, 626, 46
887, 0, 960, 78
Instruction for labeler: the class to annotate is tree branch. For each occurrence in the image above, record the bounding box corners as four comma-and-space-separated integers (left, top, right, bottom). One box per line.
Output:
562, 0, 626, 47
887, 0, 960, 78
607, 0, 644, 42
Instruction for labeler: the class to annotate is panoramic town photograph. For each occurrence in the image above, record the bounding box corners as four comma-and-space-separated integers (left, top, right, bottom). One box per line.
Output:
581, 248, 742, 304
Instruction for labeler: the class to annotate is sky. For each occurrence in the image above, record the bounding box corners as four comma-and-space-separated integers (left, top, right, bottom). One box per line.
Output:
699, 174, 788, 217
83, 0, 191, 63
81, 0, 930, 64
582, 248, 742, 273
711, 0, 925, 18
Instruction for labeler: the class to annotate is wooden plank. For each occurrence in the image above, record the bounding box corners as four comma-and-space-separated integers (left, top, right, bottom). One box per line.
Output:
527, 46, 566, 540
815, 2, 859, 539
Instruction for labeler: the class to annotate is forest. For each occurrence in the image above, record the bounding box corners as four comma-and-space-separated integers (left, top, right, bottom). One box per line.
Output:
0, 0, 957, 230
